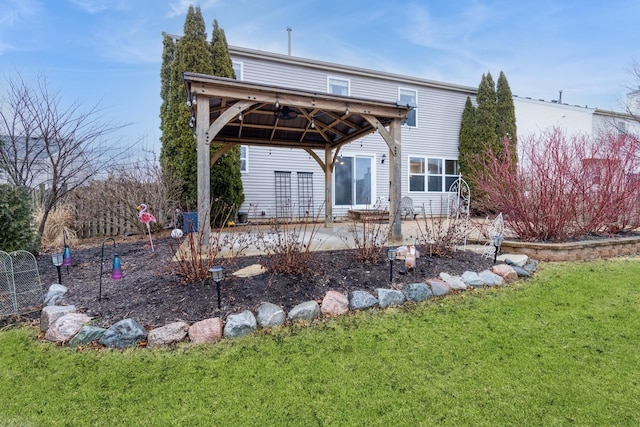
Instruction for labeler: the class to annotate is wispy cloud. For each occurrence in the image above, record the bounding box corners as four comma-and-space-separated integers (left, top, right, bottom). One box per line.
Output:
70, 0, 131, 14
0, 0, 39, 26
166, 0, 220, 19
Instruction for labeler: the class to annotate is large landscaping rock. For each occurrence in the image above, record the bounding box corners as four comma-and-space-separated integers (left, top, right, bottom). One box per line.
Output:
523, 259, 539, 274
321, 291, 349, 317
45, 312, 92, 343
147, 321, 189, 347
232, 264, 267, 278
256, 302, 286, 328
377, 288, 405, 308
224, 311, 257, 338
99, 318, 147, 349
403, 283, 432, 302
498, 253, 528, 267
349, 291, 378, 310
461, 271, 484, 288
508, 263, 531, 278
492, 264, 518, 282
288, 301, 321, 322
40, 305, 76, 332
68, 325, 107, 348
44, 284, 68, 306
426, 279, 451, 296
478, 270, 504, 286
188, 318, 223, 343
439, 272, 467, 290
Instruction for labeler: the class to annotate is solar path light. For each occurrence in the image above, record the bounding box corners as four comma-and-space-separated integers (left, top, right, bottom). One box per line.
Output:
387, 247, 397, 282
51, 253, 63, 284
209, 265, 225, 309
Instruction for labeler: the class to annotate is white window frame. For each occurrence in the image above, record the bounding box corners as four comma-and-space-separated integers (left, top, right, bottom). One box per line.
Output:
408, 156, 426, 192
443, 159, 461, 192
409, 156, 460, 192
239, 145, 248, 172
232, 61, 243, 80
327, 76, 350, 96
399, 88, 418, 127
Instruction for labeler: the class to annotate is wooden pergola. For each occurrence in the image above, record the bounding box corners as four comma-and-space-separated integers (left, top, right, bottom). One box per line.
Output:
182, 72, 410, 242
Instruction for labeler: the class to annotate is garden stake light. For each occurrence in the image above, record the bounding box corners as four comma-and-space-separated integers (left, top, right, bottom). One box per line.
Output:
62, 229, 73, 269
492, 235, 504, 264
209, 266, 225, 309
99, 237, 123, 301
387, 247, 397, 282
51, 253, 63, 284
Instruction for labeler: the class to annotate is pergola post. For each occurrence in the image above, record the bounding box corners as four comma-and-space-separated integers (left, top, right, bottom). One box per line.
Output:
389, 118, 402, 242
324, 144, 333, 228
196, 95, 211, 244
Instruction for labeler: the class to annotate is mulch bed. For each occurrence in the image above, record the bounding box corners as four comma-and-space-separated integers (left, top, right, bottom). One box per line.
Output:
32, 231, 495, 329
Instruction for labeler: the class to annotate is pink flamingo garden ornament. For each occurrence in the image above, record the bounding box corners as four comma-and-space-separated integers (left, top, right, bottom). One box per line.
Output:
136, 203, 157, 252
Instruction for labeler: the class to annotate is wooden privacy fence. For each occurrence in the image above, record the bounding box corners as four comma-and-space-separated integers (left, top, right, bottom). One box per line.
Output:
72, 198, 141, 239
31, 172, 180, 239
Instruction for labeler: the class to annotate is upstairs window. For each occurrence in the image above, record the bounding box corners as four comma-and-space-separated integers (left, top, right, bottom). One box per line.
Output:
399, 88, 417, 127
239, 145, 248, 172
328, 77, 350, 96
232, 61, 243, 80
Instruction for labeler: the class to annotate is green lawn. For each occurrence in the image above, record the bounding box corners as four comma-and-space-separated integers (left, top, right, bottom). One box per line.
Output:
1, 259, 639, 426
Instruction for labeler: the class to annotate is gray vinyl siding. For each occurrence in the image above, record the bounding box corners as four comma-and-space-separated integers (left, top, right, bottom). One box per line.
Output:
231, 47, 474, 217
240, 146, 327, 220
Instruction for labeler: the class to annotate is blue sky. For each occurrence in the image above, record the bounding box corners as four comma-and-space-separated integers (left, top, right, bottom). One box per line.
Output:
1, 0, 638, 155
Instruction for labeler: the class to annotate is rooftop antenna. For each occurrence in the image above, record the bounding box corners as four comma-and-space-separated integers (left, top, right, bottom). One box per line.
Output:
559, 90, 563, 104
287, 27, 292, 56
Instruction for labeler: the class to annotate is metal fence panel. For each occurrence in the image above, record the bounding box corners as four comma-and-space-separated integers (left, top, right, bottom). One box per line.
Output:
0, 250, 43, 318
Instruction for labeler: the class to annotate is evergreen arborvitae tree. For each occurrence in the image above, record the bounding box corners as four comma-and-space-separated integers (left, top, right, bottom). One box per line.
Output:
211, 20, 236, 78
475, 72, 498, 152
458, 71, 516, 207
159, 33, 176, 161
161, 5, 213, 207
209, 19, 244, 212
496, 70, 517, 162
458, 96, 477, 178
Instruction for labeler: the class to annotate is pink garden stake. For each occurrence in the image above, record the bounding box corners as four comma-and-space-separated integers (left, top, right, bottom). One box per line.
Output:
136, 203, 157, 252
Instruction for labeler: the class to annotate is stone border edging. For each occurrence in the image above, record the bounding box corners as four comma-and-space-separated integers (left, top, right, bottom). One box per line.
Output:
40, 256, 537, 349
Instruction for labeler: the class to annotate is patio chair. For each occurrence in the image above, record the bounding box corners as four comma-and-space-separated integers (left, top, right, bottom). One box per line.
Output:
400, 196, 417, 220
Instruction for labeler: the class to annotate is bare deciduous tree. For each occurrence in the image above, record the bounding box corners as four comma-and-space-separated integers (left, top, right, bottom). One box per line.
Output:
625, 58, 640, 121
0, 72, 131, 237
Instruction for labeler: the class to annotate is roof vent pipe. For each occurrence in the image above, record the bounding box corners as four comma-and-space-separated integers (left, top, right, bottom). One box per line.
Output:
559, 90, 563, 104
287, 27, 292, 55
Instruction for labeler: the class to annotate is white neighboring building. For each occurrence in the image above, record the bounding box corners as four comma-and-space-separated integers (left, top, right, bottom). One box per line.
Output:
513, 95, 639, 139
227, 46, 637, 220
513, 96, 595, 138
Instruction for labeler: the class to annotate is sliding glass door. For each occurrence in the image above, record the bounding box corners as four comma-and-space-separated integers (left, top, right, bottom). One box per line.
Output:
334, 155, 373, 207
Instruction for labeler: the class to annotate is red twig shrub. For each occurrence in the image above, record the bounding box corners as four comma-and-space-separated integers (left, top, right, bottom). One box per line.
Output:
413, 200, 466, 257
170, 200, 256, 283
257, 209, 322, 276
345, 215, 390, 264
471, 128, 640, 241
